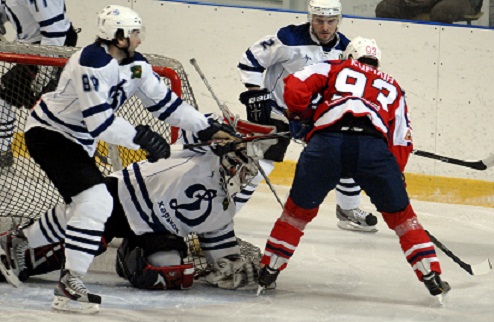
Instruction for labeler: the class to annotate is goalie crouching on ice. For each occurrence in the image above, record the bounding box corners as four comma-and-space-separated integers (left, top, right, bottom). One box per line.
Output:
0, 115, 276, 297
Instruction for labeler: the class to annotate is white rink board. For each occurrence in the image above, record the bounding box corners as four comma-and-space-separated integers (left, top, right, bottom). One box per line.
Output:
61, 1, 494, 183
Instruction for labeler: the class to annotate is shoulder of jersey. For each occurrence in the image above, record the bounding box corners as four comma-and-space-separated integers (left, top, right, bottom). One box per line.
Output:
79, 43, 114, 68
120, 52, 149, 66
277, 23, 316, 46
337, 32, 351, 49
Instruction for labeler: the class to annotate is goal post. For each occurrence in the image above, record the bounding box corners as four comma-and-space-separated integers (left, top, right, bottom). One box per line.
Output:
0, 42, 262, 279
0, 42, 196, 223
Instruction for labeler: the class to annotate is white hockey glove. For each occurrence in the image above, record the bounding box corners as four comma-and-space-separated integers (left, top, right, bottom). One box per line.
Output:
205, 255, 257, 290
246, 138, 278, 159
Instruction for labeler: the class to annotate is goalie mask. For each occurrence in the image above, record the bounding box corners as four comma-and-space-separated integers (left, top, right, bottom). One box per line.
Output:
220, 150, 258, 199
97, 5, 142, 41
343, 36, 381, 68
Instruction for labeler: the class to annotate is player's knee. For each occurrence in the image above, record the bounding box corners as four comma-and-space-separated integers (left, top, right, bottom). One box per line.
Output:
69, 183, 113, 225
280, 197, 318, 230
381, 204, 422, 236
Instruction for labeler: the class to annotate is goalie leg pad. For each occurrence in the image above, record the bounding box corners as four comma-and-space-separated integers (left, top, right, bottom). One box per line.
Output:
116, 236, 194, 289
28, 243, 65, 277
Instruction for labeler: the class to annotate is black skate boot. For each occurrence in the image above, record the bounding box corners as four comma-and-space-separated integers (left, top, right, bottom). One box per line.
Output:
51, 269, 102, 314
256, 265, 279, 295
423, 271, 451, 296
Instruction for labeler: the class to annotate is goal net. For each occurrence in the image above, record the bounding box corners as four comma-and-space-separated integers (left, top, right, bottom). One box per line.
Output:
0, 42, 196, 223
0, 42, 261, 277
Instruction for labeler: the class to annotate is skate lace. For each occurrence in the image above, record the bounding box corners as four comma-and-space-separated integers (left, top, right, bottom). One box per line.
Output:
14, 239, 29, 271
352, 208, 369, 224
67, 273, 89, 294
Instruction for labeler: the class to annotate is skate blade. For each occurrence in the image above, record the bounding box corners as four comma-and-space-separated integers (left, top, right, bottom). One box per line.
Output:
256, 285, 265, 296
433, 293, 447, 306
337, 221, 378, 233
51, 296, 100, 314
0, 247, 21, 288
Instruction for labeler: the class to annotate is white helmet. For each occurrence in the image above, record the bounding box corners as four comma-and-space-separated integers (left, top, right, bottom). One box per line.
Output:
97, 5, 142, 41
308, 0, 342, 21
220, 150, 258, 199
343, 37, 382, 67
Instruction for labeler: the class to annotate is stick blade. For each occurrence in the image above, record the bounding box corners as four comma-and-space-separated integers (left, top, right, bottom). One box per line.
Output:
481, 154, 494, 169
471, 258, 492, 275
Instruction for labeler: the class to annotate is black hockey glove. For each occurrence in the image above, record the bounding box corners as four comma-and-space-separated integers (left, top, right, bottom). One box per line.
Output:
239, 89, 272, 125
133, 125, 170, 162
197, 118, 239, 141
197, 119, 241, 157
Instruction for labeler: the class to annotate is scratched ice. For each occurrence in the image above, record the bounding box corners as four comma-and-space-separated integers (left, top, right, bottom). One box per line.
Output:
1, 184, 493, 322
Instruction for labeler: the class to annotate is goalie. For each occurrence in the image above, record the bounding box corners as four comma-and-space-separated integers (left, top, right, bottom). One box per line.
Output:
0, 117, 276, 313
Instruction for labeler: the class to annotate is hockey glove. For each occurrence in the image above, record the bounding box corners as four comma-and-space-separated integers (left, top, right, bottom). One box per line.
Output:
288, 119, 314, 141
197, 119, 241, 156
133, 125, 171, 162
285, 107, 314, 141
239, 89, 272, 124
205, 255, 256, 290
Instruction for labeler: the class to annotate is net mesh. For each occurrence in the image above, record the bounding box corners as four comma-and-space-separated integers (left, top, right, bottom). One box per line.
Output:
0, 42, 197, 223
0, 42, 261, 275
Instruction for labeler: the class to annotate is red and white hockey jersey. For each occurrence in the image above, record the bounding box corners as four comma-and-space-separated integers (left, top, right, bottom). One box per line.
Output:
284, 59, 413, 171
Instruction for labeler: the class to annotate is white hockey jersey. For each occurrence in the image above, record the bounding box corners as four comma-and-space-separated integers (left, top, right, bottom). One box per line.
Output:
111, 148, 243, 262
1, 0, 71, 45
26, 43, 209, 157
238, 23, 350, 114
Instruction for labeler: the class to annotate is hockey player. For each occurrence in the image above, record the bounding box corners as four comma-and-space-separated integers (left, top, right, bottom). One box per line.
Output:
19, 5, 239, 313
237, 0, 378, 232
0, 120, 271, 312
257, 37, 451, 302
0, 0, 78, 167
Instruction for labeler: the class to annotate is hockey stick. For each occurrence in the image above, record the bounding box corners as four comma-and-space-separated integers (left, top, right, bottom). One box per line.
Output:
189, 58, 287, 210
425, 230, 492, 275
413, 150, 494, 171
170, 132, 290, 152
252, 159, 285, 209
189, 58, 236, 127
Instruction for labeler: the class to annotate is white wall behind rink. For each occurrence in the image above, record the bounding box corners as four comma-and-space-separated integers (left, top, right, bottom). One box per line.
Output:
65, 0, 494, 183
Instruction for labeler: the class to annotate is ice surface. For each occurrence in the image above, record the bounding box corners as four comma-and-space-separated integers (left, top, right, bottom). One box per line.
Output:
1, 184, 493, 322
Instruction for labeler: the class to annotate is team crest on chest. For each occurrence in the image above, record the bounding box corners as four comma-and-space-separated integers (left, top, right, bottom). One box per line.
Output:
131, 65, 142, 79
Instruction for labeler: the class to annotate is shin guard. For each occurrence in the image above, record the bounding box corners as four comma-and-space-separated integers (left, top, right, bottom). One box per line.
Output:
260, 197, 318, 270
382, 204, 441, 280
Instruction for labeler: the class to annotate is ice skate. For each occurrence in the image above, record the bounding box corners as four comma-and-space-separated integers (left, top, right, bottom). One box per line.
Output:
336, 205, 378, 233
256, 265, 279, 295
423, 271, 451, 305
0, 150, 13, 168
0, 229, 29, 287
51, 269, 101, 314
